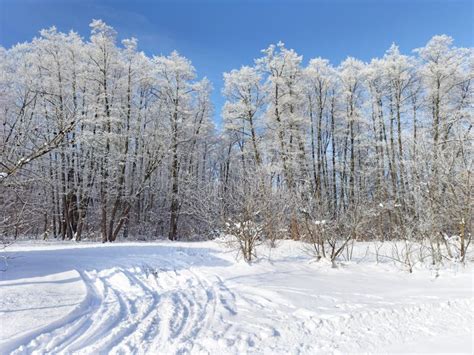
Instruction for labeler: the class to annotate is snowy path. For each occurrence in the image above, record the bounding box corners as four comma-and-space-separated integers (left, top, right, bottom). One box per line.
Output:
0, 241, 472, 354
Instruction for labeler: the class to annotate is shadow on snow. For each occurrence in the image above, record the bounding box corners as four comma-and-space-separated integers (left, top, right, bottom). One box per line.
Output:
0, 243, 231, 282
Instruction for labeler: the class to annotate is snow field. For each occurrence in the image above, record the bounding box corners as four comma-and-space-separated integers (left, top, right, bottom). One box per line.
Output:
0, 240, 472, 354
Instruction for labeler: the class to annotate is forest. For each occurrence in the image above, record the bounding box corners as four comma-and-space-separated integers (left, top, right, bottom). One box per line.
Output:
1, 20, 472, 262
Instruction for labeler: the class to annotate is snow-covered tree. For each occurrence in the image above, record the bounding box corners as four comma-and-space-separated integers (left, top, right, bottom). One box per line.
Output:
1, 22, 472, 260
222, 66, 264, 168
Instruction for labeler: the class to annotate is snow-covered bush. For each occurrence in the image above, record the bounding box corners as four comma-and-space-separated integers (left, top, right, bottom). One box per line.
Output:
223, 219, 264, 262
300, 207, 371, 267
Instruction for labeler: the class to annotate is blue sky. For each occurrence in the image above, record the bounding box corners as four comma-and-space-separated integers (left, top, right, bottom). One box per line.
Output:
1, 0, 472, 125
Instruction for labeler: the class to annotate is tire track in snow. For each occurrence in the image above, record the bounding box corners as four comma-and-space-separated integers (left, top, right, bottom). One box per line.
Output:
9, 267, 158, 354
144, 264, 232, 354
7, 270, 102, 355
33, 271, 103, 353
64, 270, 131, 353
107, 267, 162, 354
8, 261, 238, 355
15, 270, 131, 354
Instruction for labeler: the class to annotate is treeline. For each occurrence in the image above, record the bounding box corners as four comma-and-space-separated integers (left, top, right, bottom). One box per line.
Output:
1, 21, 472, 257
1, 21, 214, 242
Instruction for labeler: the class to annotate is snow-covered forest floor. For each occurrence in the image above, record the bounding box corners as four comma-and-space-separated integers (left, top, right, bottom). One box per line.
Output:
0, 240, 472, 354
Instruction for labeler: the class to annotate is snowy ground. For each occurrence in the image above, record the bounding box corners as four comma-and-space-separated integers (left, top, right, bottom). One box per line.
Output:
0, 240, 472, 354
